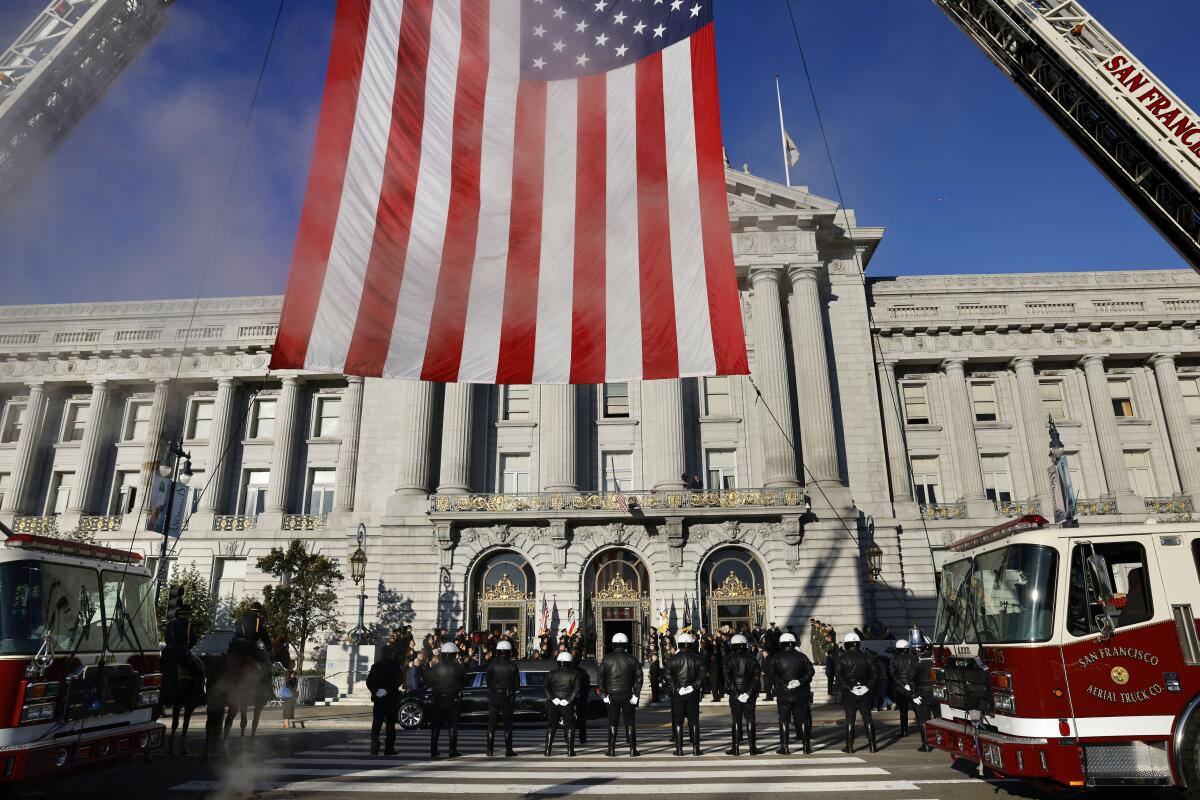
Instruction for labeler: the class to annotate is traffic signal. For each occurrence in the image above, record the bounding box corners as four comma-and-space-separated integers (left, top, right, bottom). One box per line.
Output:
166, 584, 184, 619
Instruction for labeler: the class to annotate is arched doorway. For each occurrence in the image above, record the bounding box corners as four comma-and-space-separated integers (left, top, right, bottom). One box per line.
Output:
471, 551, 536, 656
700, 547, 766, 633
583, 548, 650, 658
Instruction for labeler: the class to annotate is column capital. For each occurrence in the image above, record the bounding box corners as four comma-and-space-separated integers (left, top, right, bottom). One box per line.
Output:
346, 375, 365, 386
216, 376, 239, 389
1077, 353, 1109, 368
941, 357, 967, 372
1150, 351, 1182, 367
786, 262, 823, 283
279, 374, 305, 386
1009, 356, 1037, 371
87, 378, 110, 390
875, 358, 898, 373
748, 265, 786, 285
152, 378, 171, 388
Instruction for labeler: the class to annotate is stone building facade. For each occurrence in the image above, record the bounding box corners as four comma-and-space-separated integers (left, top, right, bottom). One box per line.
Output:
1, 170, 1198, 659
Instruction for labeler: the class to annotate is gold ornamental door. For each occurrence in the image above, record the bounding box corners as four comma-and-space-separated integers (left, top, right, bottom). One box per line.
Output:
591, 574, 650, 657
706, 570, 765, 632
477, 573, 531, 657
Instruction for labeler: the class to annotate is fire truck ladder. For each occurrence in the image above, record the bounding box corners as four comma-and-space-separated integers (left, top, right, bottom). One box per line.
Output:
934, 0, 1200, 271
0, 0, 172, 200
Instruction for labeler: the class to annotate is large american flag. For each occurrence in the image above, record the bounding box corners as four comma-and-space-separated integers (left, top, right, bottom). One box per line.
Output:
272, 0, 748, 384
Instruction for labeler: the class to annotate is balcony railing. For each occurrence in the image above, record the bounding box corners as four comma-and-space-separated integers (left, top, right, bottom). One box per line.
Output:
283, 514, 328, 530
213, 514, 258, 531
994, 499, 1041, 518
1145, 495, 1194, 515
1077, 496, 1117, 516
13, 516, 57, 534
76, 515, 123, 532
920, 502, 967, 521
429, 487, 806, 515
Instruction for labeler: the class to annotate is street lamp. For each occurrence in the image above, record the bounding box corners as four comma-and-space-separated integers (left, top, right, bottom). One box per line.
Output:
864, 541, 884, 582
1048, 415, 1076, 527
153, 441, 192, 605
348, 523, 369, 644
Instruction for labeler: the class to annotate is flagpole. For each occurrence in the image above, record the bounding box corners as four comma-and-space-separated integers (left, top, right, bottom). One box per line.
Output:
775, 74, 791, 187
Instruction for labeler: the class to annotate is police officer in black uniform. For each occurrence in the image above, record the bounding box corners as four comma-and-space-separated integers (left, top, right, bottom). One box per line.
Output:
909, 643, 936, 752
599, 632, 642, 757
723, 633, 761, 756
485, 640, 520, 757
428, 642, 467, 758
366, 648, 402, 755
573, 653, 591, 745
888, 639, 918, 739
229, 600, 274, 693
544, 651, 581, 757
835, 632, 878, 753
767, 631, 815, 754
665, 633, 705, 756
162, 602, 204, 698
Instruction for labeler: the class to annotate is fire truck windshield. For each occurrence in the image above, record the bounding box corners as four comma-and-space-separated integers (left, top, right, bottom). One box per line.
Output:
935, 544, 1059, 644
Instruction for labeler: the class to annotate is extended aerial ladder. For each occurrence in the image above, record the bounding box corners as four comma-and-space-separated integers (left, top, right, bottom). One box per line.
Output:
934, 0, 1200, 272
0, 0, 171, 200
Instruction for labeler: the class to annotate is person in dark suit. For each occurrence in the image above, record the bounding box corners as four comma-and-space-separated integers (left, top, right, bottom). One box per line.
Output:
648, 652, 662, 703
366, 649, 403, 755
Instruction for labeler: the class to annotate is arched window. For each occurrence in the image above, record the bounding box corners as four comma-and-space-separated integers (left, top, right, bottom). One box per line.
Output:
582, 548, 650, 658
700, 547, 766, 633
471, 551, 535, 655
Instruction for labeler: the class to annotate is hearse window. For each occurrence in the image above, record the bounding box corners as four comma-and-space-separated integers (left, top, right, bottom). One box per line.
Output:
1067, 542, 1153, 637
522, 671, 546, 688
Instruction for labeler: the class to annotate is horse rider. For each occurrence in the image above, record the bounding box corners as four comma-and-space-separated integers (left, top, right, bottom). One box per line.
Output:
229, 601, 274, 692
665, 632, 706, 756
485, 640, 520, 757
767, 631, 815, 754
162, 602, 204, 701
599, 632, 642, 757
428, 642, 467, 758
544, 651, 581, 757
835, 632, 878, 753
723, 633, 761, 756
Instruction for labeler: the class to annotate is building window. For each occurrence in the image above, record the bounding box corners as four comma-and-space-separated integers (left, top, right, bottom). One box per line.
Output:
47, 472, 74, 515
1109, 379, 1136, 418
249, 398, 276, 439
499, 454, 530, 494
1123, 451, 1156, 497
109, 471, 140, 515
0, 473, 8, 509
306, 469, 336, 515
902, 384, 930, 425
1066, 454, 1087, 499
1038, 380, 1067, 422
910, 456, 941, 506
703, 376, 731, 416
123, 401, 152, 442
1182, 376, 1200, 418
187, 470, 204, 514
212, 558, 247, 608
705, 449, 737, 491
502, 386, 530, 420
186, 400, 214, 441
971, 382, 999, 422
62, 403, 88, 442
239, 470, 270, 516
313, 396, 341, 437
601, 451, 632, 492
981, 455, 1013, 503
1, 403, 26, 444
602, 383, 630, 418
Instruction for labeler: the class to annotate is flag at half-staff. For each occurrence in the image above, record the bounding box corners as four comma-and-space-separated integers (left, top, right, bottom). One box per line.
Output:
272, 0, 748, 384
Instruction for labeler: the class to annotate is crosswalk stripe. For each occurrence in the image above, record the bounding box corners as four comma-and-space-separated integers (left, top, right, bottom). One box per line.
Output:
256, 767, 890, 780
172, 780, 927, 794
292, 748, 835, 759
270, 756, 867, 768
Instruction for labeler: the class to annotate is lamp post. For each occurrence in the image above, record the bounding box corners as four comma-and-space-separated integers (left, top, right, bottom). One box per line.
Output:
348, 523, 368, 645
1048, 416, 1077, 527
153, 441, 193, 605
864, 542, 884, 582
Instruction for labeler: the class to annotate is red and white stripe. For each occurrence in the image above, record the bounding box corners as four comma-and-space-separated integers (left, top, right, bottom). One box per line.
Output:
272, 0, 748, 384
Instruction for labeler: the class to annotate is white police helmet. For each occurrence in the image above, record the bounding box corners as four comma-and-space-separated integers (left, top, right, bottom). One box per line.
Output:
779, 632, 797, 644
496, 640, 513, 651
894, 639, 909, 650
843, 632, 861, 644
611, 632, 629, 644
676, 633, 695, 644
440, 642, 459, 654
557, 651, 573, 662
730, 634, 748, 646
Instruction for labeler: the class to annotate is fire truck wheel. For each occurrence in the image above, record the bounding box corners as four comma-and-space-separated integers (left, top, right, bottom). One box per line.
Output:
1180, 714, 1200, 798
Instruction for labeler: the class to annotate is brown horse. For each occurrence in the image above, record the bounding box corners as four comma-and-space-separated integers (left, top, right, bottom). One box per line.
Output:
203, 635, 292, 759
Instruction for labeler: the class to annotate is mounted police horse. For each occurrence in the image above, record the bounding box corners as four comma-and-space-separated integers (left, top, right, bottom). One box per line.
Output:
202, 633, 291, 758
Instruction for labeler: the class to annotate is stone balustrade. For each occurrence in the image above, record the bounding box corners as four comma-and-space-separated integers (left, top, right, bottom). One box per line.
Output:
429, 487, 806, 516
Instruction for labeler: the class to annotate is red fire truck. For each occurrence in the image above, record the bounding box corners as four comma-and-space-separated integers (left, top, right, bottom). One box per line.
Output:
0, 525, 164, 783
926, 514, 1200, 790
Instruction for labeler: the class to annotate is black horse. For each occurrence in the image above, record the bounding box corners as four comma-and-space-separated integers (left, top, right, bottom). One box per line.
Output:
161, 655, 206, 755
203, 635, 292, 759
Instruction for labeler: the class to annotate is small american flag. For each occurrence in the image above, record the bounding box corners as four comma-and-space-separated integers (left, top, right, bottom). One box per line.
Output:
539, 593, 550, 633
272, 0, 748, 384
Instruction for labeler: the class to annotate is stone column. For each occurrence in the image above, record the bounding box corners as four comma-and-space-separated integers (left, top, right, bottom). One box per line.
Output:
1, 382, 48, 514
941, 359, 987, 502
437, 383, 474, 494
787, 263, 842, 487
1152, 353, 1200, 498
749, 267, 800, 488
541, 384, 578, 492
395, 380, 436, 495
334, 376, 365, 512
1012, 357, 1053, 510
1080, 355, 1138, 510
265, 376, 303, 513
137, 380, 171, 511
645, 379, 687, 491
67, 379, 111, 514
197, 378, 239, 513
875, 360, 913, 503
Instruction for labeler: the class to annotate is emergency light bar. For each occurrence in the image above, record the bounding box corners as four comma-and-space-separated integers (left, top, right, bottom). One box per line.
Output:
949, 514, 1049, 553
1, 523, 143, 565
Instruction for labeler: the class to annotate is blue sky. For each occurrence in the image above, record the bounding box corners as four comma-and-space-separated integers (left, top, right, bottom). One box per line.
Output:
1, 0, 1197, 306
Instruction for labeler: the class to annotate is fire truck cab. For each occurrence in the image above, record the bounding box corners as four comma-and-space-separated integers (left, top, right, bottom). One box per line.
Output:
927, 514, 1200, 790
0, 527, 165, 783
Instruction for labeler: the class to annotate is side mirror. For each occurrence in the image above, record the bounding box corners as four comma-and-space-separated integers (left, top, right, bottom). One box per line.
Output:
1086, 555, 1115, 602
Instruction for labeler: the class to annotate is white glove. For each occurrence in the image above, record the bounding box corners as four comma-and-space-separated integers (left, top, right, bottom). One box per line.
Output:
851, 685, 869, 697
678, 686, 694, 696
913, 697, 924, 706
630, 696, 639, 706
374, 689, 387, 698
904, 684, 912, 692
737, 693, 750, 703
603, 696, 611, 704
786, 680, 801, 690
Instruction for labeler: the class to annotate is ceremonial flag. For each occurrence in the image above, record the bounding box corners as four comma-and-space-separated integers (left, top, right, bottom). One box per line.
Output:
681, 592, 692, 633
657, 594, 669, 634
539, 592, 549, 633
272, 0, 748, 384
565, 609, 578, 637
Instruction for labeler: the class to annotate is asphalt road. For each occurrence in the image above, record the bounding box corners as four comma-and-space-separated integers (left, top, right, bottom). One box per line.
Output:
6, 703, 1186, 799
